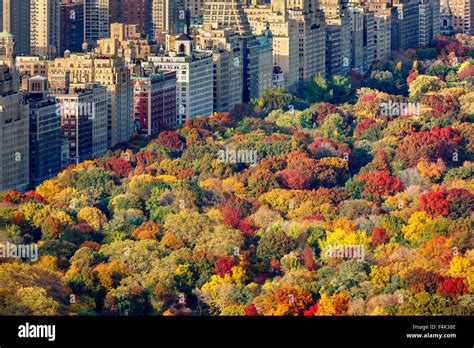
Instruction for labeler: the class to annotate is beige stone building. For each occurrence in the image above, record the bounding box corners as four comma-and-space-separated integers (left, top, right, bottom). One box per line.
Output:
95, 23, 152, 63
30, 0, 60, 59
195, 25, 243, 113
48, 51, 133, 147
245, 4, 299, 90
245, 0, 325, 90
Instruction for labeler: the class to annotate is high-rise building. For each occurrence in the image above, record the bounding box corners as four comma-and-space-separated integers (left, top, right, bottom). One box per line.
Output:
84, 0, 110, 47
25, 76, 62, 185
362, 8, 375, 71
146, 35, 213, 124
110, 0, 153, 37
55, 89, 93, 164
0, 63, 29, 192
448, 0, 474, 34
373, 13, 391, 60
133, 70, 177, 136
245, 0, 325, 90
203, 0, 259, 101
2, 0, 31, 55
48, 51, 133, 147
186, 0, 205, 25
59, 0, 85, 55
245, 4, 300, 90
365, 1, 397, 54
152, 0, 186, 37
319, 0, 351, 74
255, 26, 274, 96
419, 0, 440, 46
52, 83, 108, 163
30, 0, 60, 58
392, 0, 419, 50
196, 25, 244, 113
287, 1, 326, 83
325, 24, 343, 77
348, 6, 365, 72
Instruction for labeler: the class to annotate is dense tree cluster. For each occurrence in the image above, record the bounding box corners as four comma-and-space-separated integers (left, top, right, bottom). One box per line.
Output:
0, 36, 472, 316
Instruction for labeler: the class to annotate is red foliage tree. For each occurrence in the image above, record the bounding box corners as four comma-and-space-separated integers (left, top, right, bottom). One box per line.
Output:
446, 189, 474, 218
244, 303, 259, 316
238, 217, 257, 236
105, 157, 133, 178
419, 190, 450, 217
421, 95, 460, 118
313, 102, 340, 125
403, 268, 445, 294
213, 257, 235, 277
154, 130, 185, 152
303, 303, 319, 316
371, 227, 389, 246
419, 189, 473, 218
441, 42, 469, 57
302, 246, 315, 271
1, 190, 26, 204
396, 126, 462, 166
358, 170, 404, 196
222, 206, 242, 229
354, 119, 376, 138
276, 168, 312, 190
438, 277, 469, 298
24, 191, 48, 204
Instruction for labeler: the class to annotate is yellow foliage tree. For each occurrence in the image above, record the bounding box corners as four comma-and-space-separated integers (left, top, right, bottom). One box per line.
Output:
316, 292, 350, 316
402, 211, 431, 241
35, 179, 64, 202
77, 207, 107, 231
370, 265, 391, 287
448, 256, 472, 278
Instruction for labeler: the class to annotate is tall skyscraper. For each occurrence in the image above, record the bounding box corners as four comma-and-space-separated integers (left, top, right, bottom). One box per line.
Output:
52, 83, 108, 163
325, 24, 343, 77
110, 0, 153, 37
419, 0, 440, 46
84, 0, 110, 47
287, 0, 326, 83
30, 0, 60, 58
59, 0, 85, 54
319, 0, 351, 74
246, 0, 325, 90
26, 76, 62, 185
203, 0, 259, 101
0, 34, 29, 192
152, 0, 186, 37
348, 6, 365, 72
196, 25, 244, 112
392, 0, 419, 51
2, 0, 31, 55
448, 0, 473, 34
245, 3, 300, 90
